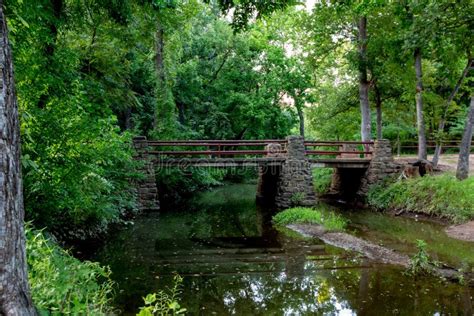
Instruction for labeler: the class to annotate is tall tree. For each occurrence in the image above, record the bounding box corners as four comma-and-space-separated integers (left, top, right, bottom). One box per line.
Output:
414, 46, 427, 159
432, 58, 472, 166
358, 16, 371, 141
456, 96, 474, 180
0, 1, 36, 314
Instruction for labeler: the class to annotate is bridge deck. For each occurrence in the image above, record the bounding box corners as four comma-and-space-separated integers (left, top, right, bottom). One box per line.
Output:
156, 158, 371, 168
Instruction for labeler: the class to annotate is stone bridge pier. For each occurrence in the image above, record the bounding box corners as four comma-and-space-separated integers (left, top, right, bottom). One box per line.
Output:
133, 137, 160, 211
330, 139, 401, 199
257, 135, 317, 209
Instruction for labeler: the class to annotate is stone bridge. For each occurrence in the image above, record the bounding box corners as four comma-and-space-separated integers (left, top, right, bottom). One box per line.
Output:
133, 136, 400, 211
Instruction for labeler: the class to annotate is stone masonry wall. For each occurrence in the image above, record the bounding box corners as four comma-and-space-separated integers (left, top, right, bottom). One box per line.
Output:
133, 136, 160, 212
274, 136, 317, 209
358, 139, 402, 196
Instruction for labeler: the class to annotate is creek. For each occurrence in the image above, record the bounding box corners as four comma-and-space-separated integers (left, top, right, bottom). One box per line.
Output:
86, 184, 473, 315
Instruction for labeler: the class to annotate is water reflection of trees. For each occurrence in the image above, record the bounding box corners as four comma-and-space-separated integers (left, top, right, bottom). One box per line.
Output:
180, 266, 472, 315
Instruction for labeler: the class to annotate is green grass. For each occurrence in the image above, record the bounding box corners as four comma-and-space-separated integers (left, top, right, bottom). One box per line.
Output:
367, 174, 474, 223
272, 207, 347, 231
312, 168, 333, 195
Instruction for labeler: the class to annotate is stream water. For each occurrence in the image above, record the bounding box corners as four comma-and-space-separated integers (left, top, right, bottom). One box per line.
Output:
88, 184, 473, 315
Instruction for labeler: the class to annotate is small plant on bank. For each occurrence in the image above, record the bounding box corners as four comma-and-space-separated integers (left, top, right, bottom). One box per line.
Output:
290, 192, 305, 205
272, 207, 347, 231
137, 274, 186, 316
407, 240, 438, 275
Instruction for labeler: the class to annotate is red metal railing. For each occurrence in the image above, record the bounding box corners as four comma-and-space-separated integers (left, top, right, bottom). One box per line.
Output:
148, 140, 287, 157
147, 139, 374, 159
304, 140, 374, 158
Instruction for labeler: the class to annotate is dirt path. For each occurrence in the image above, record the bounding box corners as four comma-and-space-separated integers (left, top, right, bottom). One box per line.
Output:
395, 154, 474, 172
446, 221, 474, 242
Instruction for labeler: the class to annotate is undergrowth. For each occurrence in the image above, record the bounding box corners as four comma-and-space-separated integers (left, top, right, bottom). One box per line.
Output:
26, 226, 115, 315
312, 168, 333, 195
272, 207, 347, 231
367, 174, 474, 223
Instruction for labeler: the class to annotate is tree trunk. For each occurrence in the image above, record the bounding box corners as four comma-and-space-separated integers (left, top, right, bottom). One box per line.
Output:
296, 100, 305, 137
432, 57, 473, 167
0, 2, 37, 314
155, 22, 165, 84
414, 47, 427, 160
177, 101, 185, 126
38, 0, 63, 109
456, 96, 474, 180
154, 21, 165, 129
358, 16, 371, 142
397, 131, 401, 157
374, 82, 382, 140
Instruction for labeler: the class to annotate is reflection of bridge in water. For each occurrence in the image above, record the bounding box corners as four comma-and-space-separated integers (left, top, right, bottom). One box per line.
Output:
133, 136, 400, 211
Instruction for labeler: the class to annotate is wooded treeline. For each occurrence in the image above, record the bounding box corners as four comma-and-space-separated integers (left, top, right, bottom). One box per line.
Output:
3, 0, 474, 235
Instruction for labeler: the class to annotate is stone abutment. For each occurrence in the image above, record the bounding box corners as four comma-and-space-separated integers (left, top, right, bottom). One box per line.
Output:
133, 137, 160, 212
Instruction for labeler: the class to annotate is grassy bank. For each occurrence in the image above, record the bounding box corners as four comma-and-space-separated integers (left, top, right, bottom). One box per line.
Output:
272, 207, 347, 231
26, 227, 115, 315
367, 174, 474, 223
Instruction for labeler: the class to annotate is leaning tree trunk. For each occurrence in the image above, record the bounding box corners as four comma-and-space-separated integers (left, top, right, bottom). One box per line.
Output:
432, 57, 472, 167
456, 96, 474, 180
358, 16, 371, 142
0, 2, 37, 315
414, 47, 427, 160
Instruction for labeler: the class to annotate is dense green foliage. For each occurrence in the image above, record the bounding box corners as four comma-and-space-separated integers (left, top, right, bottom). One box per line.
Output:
272, 207, 347, 231
291, 1, 473, 144
5, 1, 310, 236
368, 174, 474, 223
26, 227, 114, 315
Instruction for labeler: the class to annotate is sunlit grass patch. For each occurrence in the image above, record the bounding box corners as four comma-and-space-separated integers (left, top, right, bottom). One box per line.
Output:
272, 207, 347, 231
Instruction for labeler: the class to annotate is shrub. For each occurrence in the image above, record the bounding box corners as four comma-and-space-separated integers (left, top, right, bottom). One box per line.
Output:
26, 226, 115, 315
312, 168, 333, 195
367, 174, 474, 223
21, 91, 139, 239
272, 207, 347, 231
407, 240, 438, 275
